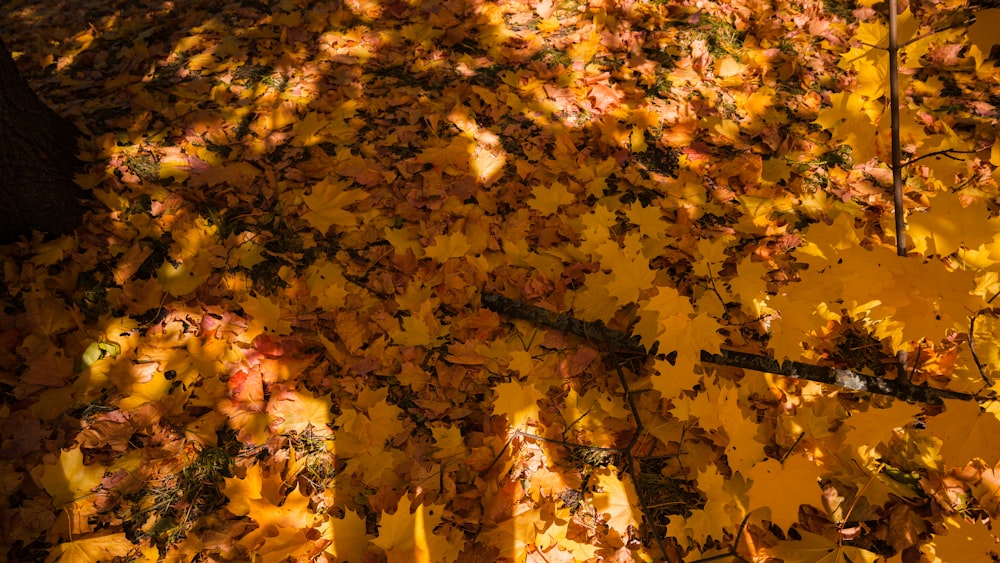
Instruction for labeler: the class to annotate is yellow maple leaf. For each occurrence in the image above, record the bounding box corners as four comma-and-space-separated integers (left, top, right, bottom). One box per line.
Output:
290, 111, 327, 146
321, 510, 369, 562
232, 482, 319, 562
492, 380, 544, 430
391, 301, 445, 347
967, 9, 1000, 69
904, 191, 1000, 257
701, 115, 742, 145
373, 496, 459, 563
746, 455, 820, 530
529, 181, 576, 215
680, 385, 763, 473
470, 144, 506, 186
218, 367, 272, 445
304, 258, 349, 310
267, 386, 333, 435
23, 292, 77, 338
334, 407, 397, 457
767, 530, 881, 562
920, 133, 972, 186
239, 292, 293, 343
569, 25, 600, 64
247, 484, 316, 533
845, 403, 923, 462
771, 216, 981, 354
430, 423, 468, 461
590, 467, 641, 535
480, 506, 545, 560
571, 276, 621, 323
117, 369, 171, 411
30, 235, 77, 267
222, 464, 264, 517
921, 515, 1000, 562
635, 284, 689, 351
155, 217, 217, 297
728, 257, 770, 309
593, 234, 656, 304
39, 446, 107, 508
301, 177, 369, 233
926, 400, 1000, 466
47, 532, 134, 563
813, 92, 879, 163
423, 230, 473, 262
670, 469, 750, 549
334, 397, 406, 485
253, 528, 313, 563
560, 388, 621, 446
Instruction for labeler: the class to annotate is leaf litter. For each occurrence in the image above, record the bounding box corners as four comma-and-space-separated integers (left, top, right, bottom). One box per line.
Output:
2, 0, 1000, 560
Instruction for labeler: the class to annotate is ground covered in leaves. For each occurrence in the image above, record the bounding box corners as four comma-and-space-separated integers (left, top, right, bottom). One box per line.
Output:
2, 0, 1000, 561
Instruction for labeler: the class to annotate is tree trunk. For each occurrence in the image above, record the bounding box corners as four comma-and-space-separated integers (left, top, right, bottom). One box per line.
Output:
0, 36, 86, 244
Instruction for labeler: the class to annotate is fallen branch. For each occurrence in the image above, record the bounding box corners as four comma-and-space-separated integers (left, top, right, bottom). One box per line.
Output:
699, 349, 981, 404
482, 292, 988, 404
481, 292, 645, 354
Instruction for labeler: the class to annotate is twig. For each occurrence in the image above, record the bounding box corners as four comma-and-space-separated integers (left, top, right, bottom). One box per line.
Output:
899, 19, 973, 49
901, 146, 988, 167
967, 291, 1000, 390
779, 433, 806, 463
837, 463, 883, 532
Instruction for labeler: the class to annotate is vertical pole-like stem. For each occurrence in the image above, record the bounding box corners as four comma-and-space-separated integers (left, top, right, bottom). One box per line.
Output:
889, 0, 906, 256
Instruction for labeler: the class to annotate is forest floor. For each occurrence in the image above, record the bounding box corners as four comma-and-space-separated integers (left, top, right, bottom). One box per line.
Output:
2, 0, 1000, 561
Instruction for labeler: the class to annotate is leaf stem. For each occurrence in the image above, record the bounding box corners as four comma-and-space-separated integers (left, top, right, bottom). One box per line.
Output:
837, 463, 883, 531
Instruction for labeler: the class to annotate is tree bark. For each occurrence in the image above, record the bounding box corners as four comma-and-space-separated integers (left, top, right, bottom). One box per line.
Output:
0, 36, 86, 244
